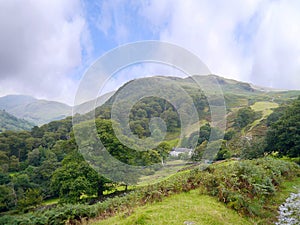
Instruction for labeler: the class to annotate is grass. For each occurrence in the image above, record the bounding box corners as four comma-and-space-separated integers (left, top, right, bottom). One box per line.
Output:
250, 101, 278, 113
164, 138, 179, 148
248, 101, 279, 131
137, 160, 191, 186
102, 160, 193, 195
92, 159, 300, 225
102, 160, 193, 193
254, 176, 300, 224
42, 198, 59, 206
93, 189, 254, 225
183, 120, 206, 137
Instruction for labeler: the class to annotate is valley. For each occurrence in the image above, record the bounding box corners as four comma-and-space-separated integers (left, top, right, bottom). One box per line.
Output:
0, 75, 300, 225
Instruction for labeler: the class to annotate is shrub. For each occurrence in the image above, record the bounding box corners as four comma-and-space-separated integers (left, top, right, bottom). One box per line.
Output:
1, 158, 299, 224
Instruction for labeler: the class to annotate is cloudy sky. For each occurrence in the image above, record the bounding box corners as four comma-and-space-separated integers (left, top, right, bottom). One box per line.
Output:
0, 0, 300, 105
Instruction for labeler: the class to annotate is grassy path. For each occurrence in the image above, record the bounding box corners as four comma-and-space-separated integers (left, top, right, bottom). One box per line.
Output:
92, 189, 254, 225
91, 168, 300, 225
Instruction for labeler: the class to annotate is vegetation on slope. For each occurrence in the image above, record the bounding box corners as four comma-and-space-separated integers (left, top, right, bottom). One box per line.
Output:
0, 110, 34, 132
265, 96, 300, 158
95, 190, 254, 225
0, 95, 71, 125
0, 76, 300, 224
0, 158, 299, 225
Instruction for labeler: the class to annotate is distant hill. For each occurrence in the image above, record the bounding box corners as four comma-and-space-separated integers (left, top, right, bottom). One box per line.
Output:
0, 95, 71, 125
0, 109, 34, 132
0, 93, 115, 126
73, 91, 115, 115
0, 75, 298, 126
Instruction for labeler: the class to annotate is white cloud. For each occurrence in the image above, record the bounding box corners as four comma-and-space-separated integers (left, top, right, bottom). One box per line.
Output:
138, 0, 300, 90
140, 0, 263, 80
2, 0, 300, 105
0, 0, 90, 104
93, 0, 132, 44
250, 0, 300, 89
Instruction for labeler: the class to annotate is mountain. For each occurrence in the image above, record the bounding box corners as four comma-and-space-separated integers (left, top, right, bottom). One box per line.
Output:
0, 95, 72, 125
0, 93, 116, 126
0, 75, 298, 126
104, 74, 300, 109
73, 91, 115, 115
0, 109, 34, 132
96, 74, 300, 150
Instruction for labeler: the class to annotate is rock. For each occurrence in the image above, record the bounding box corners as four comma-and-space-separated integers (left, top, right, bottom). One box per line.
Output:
275, 189, 300, 225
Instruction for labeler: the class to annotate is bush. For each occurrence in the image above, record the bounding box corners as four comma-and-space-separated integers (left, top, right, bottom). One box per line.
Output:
198, 158, 300, 216
1, 158, 299, 224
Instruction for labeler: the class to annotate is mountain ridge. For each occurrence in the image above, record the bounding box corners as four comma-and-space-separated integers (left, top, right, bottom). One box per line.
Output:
1, 75, 299, 126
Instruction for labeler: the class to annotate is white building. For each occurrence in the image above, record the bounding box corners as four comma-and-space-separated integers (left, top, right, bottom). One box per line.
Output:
170, 148, 193, 157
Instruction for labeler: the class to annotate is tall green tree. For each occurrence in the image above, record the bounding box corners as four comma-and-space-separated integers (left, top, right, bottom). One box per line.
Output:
154, 142, 171, 165
234, 107, 256, 128
265, 97, 300, 157
51, 152, 105, 203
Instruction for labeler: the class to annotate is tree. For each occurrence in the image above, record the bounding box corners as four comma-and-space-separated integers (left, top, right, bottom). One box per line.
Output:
215, 141, 231, 160
17, 188, 42, 210
51, 152, 104, 203
234, 107, 256, 128
0, 151, 9, 172
9, 155, 19, 172
30, 157, 60, 198
198, 123, 211, 144
154, 142, 171, 165
27, 148, 41, 166
0, 172, 10, 185
241, 138, 266, 159
191, 140, 207, 161
224, 130, 235, 141
265, 97, 300, 157
0, 185, 15, 212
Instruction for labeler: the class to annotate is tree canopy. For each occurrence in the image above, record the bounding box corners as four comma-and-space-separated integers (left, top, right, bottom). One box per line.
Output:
265, 97, 300, 157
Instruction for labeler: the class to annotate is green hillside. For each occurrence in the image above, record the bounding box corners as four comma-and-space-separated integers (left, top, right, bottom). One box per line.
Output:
95, 75, 300, 153
0, 110, 34, 132
0, 93, 116, 126
95, 189, 254, 225
0, 95, 71, 125
0, 75, 300, 225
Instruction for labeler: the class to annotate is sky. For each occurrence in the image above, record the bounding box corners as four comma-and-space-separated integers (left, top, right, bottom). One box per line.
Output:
0, 0, 300, 105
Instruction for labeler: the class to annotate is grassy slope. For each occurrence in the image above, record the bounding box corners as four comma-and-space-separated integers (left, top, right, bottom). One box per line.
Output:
137, 161, 190, 186
248, 101, 278, 131
93, 189, 254, 225
92, 162, 300, 225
